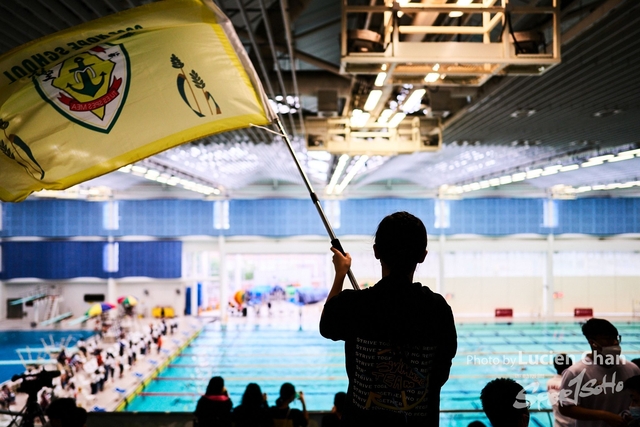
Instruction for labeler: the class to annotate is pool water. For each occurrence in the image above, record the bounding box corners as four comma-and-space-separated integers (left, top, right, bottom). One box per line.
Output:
0, 330, 95, 383
125, 321, 640, 426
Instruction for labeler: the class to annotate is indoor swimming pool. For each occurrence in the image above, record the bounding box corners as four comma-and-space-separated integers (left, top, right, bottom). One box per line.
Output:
124, 320, 640, 425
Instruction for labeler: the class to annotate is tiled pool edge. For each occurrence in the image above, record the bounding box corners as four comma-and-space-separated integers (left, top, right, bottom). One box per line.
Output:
115, 324, 204, 412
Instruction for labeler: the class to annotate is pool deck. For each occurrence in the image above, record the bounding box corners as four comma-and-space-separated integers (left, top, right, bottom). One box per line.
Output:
0, 315, 206, 422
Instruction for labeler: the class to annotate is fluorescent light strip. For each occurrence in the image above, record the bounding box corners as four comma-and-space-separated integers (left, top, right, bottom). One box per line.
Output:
559, 164, 579, 172
377, 109, 393, 124
374, 72, 387, 87
608, 154, 634, 162
335, 155, 369, 195
326, 154, 350, 194
581, 161, 603, 168
424, 73, 440, 83
364, 90, 383, 111
388, 112, 406, 127
402, 89, 426, 113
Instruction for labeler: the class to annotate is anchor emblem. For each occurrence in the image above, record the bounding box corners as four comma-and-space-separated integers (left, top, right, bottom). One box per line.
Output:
66, 57, 107, 98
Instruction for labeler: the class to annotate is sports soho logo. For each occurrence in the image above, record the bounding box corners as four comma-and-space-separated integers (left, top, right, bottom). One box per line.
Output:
515, 369, 625, 410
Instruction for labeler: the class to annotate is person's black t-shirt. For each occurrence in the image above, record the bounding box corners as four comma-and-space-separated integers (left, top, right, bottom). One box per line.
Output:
320, 275, 457, 427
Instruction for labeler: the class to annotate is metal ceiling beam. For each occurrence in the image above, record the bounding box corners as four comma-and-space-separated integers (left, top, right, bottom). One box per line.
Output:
280, 0, 306, 136
234, 0, 292, 134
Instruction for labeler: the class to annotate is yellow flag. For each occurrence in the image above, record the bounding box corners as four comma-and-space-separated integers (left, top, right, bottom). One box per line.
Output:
0, 0, 275, 202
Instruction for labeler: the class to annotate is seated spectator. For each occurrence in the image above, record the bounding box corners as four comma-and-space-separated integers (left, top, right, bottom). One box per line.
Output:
547, 354, 575, 427
194, 376, 232, 427
268, 382, 308, 427
233, 382, 270, 427
481, 378, 529, 427
45, 397, 87, 427
558, 318, 640, 427
322, 391, 346, 427
622, 375, 640, 427
0, 384, 16, 409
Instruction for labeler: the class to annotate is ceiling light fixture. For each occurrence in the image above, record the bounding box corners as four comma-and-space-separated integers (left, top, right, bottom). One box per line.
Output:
424, 73, 440, 83
559, 164, 579, 172
374, 72, 387, 87
364, 90, 383, 111
608, 153, 635, 162
377, 109, 394, 124
335, 155, 369, 195
401, 89, 426, 113
326, 154, 350, 195
580, 160, 603, 168
350, 109, 370, 127
510, 109, 537, 118
388, 112, 407, 127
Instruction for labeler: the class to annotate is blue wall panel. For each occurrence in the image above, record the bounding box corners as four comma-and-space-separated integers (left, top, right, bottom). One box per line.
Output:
0, 200, 104, 237
340, 199, 436, 236
1, 198, 639, 238
556, 199, 640, 235
0, 241, 182, 280
229, 199, 325, 237
447, 199, 545, 235
118, 200, 214, 237
116, 241, 182, 279
0, 241, 104, 279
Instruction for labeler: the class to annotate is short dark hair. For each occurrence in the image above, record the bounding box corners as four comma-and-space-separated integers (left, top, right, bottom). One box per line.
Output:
582, 318, 618, 339
553, 354, 573, 375
374, 211, 427, 273
481, 378, 528, 427
624, 375, 640, 393
45, 398, 87, 427
205, 376, 224, 395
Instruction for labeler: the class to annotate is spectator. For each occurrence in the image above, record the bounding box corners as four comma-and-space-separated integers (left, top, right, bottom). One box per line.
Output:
480, 378, 529, 427
194, 376, 232, 427
45, 397, 87, 427
467, 422, 487, 427
558, 318, 640, 427
547, 354, 575, 427
320, 211, 457, 427
0, 384, 16, 409
322, 392, 346, 427
268, 382, 308, 427
233, 382, 270, 427
622, 375, 640, 427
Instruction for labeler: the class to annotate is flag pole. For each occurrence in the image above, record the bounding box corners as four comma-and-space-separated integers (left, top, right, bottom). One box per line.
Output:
274, 118, 360, 291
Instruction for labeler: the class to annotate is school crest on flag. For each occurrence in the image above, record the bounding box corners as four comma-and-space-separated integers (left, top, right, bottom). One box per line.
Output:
0, 0, 275, 202
34, 44, 130, 133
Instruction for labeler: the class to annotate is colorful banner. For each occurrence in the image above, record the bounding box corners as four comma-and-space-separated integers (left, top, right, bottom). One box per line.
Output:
0, 0, 275, 202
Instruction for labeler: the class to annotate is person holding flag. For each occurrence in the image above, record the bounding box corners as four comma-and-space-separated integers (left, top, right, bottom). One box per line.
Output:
320, 211, 457, 427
